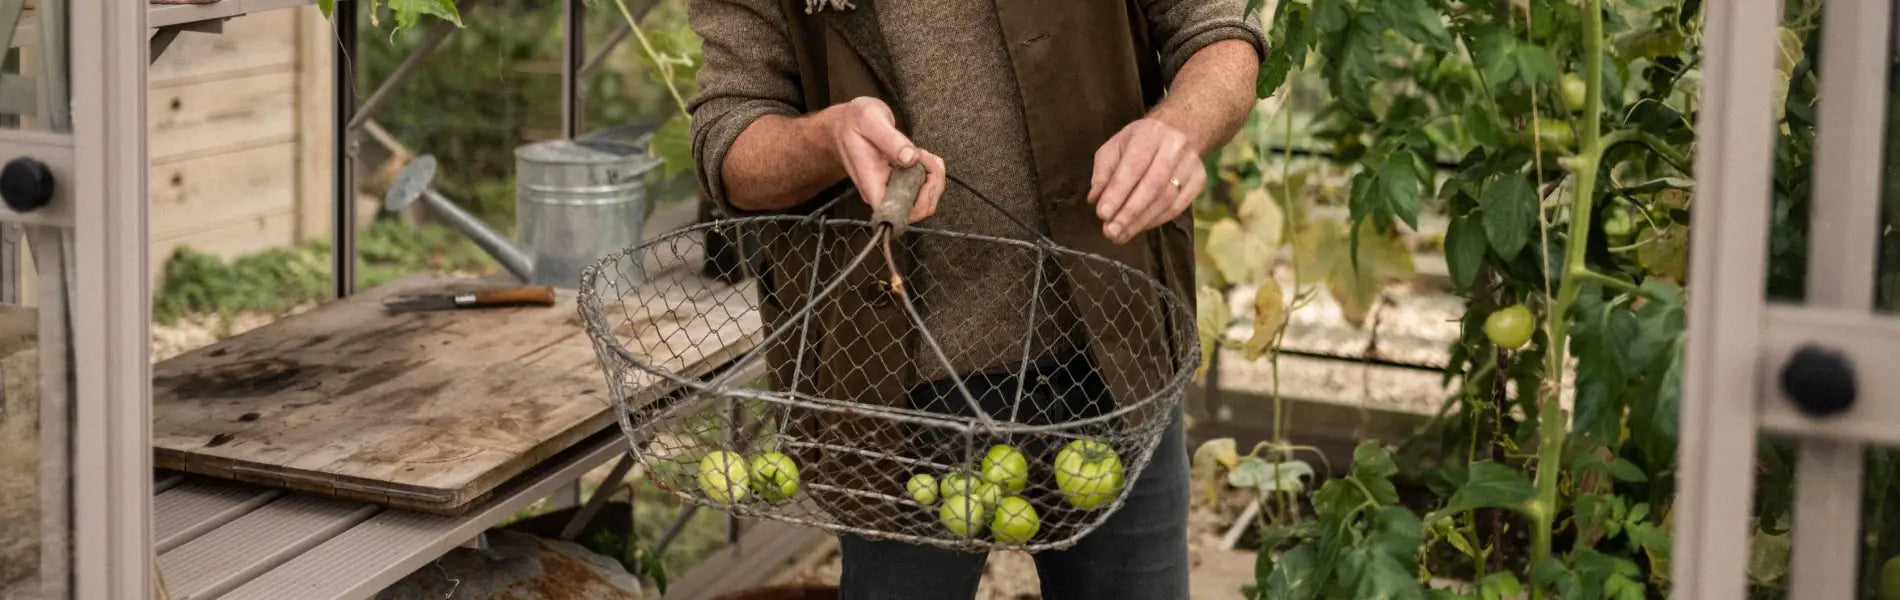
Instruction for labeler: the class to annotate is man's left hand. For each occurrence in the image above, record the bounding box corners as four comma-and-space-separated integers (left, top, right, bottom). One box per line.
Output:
1089, 118, 1206, 245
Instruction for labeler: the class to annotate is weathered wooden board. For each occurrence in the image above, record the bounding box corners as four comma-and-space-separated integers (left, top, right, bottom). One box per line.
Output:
152, 266, 761, 514
148, 9, 297, 87
149, 141, 297, 241
149, 69, 297, 164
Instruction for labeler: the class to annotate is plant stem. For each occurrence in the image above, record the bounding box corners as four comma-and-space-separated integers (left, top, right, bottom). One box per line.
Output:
612, 0, 690, 118
1570, 268, 1655, 299
1529, 0, 1604, 589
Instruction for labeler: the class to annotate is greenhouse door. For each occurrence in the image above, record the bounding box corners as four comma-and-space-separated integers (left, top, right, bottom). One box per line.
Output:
0, 0, 151, 597
1678, 0, 1900, 598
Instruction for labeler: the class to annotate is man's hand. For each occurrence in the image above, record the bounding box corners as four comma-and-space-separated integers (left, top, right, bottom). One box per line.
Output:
1089, 118, 1205, 244
824, 97, 946, 222
1087, 39, 1260, 245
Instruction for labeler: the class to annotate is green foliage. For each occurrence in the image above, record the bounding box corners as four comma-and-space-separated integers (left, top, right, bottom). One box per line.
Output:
1245, 442, 1427, 600
153, 219, 496, 325
1205, 0, 1816, 595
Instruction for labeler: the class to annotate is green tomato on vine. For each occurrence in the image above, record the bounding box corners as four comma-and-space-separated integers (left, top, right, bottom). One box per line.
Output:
1561, 73, 1589, 113
1485, 305, 1536, 350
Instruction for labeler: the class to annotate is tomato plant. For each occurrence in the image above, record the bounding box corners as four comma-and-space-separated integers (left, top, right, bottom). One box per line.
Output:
1190, 0, 1878, 597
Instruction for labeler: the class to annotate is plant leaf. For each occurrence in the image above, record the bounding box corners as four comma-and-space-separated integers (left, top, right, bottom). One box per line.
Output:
1378, 152, 1424, 230
1351, 441, 1400, 480
1196, 287, 1232, 376
1480, 173, 1537, 260
1262, 546, 1322, 600
1444, 461, 1535, 513
1207, 219, 1271, 284
1369, 506, 1425, 558
1244, 278, 1287, 360
1512, 44, 1560, 87
387, 0, 462, 35
1608, 458, 1648, 482
1259, 0, 1312, 98
1346, 548, 1427, 600
651, 114, 693, 178
1240, 187, 1287, 250
1477, 572, 1523, 600
1445, 214, 1487, 292
1192, 438, 1240, 504
1229, 457, 1316, 493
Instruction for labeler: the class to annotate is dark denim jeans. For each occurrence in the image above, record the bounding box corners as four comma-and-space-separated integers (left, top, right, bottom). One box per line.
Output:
837, 352, 1191, 600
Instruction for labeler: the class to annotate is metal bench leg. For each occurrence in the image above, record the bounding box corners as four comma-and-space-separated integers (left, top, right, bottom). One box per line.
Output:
559, 452, 636, 541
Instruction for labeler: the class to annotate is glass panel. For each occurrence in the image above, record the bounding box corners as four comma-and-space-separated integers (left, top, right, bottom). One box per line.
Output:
0, 0, 69, 596
0, 0, 68, 133
0, 226, 67, 598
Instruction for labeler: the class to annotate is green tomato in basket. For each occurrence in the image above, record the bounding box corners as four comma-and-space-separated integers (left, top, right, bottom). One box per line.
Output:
748, 452, 801, 503
697, 450, 752, 504
980, 444, 1030, 493
990, 496, 1041, 544
939, 494, 989, 538
940, 472, 1002, 508
1054, 439, 1125, 510
908, 473, 940, 506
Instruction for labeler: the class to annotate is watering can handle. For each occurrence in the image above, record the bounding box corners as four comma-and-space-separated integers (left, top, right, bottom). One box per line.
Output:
872, 163, 928, 235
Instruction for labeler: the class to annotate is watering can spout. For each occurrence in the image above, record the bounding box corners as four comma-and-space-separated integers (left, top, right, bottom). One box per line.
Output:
384, 155, 536, 283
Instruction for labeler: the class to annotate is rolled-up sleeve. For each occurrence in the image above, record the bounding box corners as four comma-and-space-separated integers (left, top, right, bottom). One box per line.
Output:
1140, 0, 1268, 83
688, 0, 805, 214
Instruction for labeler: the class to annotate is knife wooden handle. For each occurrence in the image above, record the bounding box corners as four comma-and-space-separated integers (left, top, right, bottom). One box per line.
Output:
471, 287, 557, 307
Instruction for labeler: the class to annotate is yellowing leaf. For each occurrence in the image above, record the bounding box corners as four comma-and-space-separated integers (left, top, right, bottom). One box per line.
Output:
1328, 222, 1415, 327
1773, 27, 1804, 126
1292, 220, 1345, 286
1238, 188, 1286, 251
1635, 225, 1687, 283
1195, 287, 1232, 376
1243, 278, 1286, 360
1205, 218, 1272, 284
1191, 438, 1241, 504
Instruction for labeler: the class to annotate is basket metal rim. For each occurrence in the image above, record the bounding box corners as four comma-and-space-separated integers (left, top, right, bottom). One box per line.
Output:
575, 215, 1204, 432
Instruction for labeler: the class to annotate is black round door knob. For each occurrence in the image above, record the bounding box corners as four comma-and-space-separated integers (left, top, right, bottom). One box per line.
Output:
0, 157, 54, 213
1780, 344, 1856, 418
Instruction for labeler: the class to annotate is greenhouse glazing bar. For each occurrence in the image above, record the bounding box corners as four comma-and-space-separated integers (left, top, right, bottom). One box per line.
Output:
1679, 0, 1900, 597
71, 0, 154, 596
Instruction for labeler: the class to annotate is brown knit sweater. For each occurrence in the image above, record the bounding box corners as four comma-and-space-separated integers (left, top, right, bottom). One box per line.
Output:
689, 0, 1263, 381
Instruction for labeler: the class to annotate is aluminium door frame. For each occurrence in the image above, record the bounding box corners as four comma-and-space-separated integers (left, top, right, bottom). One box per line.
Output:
1676, 0, 1898, 598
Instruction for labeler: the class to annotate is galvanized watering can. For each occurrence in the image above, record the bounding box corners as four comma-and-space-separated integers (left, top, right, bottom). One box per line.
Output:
385, 136, 662, 289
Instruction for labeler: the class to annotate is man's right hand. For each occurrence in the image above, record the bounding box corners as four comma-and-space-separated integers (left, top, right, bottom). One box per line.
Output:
822, 97, 945, 223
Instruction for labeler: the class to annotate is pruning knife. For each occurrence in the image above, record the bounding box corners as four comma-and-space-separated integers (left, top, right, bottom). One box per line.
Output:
383, 286, 558, 313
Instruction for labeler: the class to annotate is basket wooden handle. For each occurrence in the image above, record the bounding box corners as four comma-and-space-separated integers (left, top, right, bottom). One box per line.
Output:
473, 286, 557, 307
873, 163, 928, 234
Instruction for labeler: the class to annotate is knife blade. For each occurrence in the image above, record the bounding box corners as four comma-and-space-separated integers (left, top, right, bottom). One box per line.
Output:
383, 286, 558, 313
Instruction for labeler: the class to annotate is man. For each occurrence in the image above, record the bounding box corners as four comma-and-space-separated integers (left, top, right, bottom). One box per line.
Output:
687, 0, 1262, 598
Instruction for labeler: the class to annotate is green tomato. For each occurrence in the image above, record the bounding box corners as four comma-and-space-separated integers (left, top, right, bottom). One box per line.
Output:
1535, 119, 1575, 151
939, 494, 989, 538
1054, 439, 1125, 510
1561, 73, 1588, 113
941, 472, 1003, 508
980, 444, 1030, 493
908, 473, 940, 506
748, 452, 800, 503
1603, 206, 1636, 240
697, 450, 752, 504
1484, 304, 1536, 350
990, 496, 1041, 544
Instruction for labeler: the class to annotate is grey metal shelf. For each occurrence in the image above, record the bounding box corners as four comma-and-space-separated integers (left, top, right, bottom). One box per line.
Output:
147, 0, 313, 29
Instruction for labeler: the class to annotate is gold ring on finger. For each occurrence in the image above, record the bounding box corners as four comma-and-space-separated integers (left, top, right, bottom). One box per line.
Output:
1170, 177, 1182, 188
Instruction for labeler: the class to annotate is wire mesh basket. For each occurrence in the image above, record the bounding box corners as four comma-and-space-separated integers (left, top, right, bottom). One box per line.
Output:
577, 166, 1198, 552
